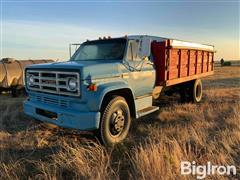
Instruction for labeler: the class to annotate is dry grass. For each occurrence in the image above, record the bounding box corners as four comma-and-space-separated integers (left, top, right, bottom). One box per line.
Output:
0, 66, 239, 180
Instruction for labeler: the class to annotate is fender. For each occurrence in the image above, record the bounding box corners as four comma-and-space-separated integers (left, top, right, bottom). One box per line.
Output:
86, 78, 136, 113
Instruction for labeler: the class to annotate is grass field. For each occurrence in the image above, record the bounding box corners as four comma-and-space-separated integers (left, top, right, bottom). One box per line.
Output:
0, 66, 239, 180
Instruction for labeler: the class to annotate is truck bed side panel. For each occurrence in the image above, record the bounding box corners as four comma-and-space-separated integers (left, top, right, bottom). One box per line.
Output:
152, 39, 214, 87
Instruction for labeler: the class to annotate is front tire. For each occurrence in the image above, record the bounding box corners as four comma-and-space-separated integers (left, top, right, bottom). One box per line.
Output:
99, 96, 131, 146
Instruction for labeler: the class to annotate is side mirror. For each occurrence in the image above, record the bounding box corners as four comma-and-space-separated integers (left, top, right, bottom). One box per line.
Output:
69, 43, 81, 59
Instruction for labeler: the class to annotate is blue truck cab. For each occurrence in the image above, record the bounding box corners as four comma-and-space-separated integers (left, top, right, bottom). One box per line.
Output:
24, 35, 211, 146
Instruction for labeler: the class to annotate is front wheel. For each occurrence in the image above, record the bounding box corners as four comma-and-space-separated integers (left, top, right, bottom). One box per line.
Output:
99, 96, 131, 146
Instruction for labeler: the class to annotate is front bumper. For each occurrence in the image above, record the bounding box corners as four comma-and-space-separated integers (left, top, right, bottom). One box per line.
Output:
24, 100, 101, 130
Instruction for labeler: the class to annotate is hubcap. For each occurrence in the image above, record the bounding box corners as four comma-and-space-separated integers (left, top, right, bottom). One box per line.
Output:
110, 109, 125, 135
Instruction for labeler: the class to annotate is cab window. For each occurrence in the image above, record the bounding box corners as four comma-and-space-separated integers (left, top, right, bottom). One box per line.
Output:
127, 40, 141, 61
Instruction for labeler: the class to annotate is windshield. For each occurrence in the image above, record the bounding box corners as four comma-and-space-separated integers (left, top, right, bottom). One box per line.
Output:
71, 38, 126, 61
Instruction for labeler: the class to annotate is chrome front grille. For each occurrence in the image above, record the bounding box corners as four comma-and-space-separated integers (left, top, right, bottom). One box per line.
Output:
26, 70, 80, 96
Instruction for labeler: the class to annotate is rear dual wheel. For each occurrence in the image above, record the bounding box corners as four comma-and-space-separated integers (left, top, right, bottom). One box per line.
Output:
193, 79, 203, 103
99, 96, 131, 147
180, 79, 202, 103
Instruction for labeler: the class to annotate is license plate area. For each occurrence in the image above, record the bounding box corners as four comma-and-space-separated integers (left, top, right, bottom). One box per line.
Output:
36, 108, 58, 120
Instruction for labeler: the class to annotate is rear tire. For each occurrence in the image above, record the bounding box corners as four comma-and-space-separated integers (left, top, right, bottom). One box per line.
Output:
180, 79, 202, 103
180, 82, 193, 103
192, 79, 202, 103
99, 96, 131, 147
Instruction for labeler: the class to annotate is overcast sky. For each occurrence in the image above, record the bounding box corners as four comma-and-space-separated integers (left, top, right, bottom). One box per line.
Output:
1, 0, 239, 60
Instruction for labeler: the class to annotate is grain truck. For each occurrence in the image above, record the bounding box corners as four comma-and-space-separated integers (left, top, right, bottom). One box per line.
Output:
23, 35, 214, 146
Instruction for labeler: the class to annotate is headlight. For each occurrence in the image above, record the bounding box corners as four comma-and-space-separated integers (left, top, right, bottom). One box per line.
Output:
67, 78, 77, 91
27, 74, 34, 86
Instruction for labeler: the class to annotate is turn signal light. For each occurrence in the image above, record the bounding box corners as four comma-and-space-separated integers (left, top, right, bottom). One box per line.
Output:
87, 83, 97, 91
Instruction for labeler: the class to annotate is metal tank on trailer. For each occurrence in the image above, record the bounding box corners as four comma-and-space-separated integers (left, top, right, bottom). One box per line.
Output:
0, 58, 54, 96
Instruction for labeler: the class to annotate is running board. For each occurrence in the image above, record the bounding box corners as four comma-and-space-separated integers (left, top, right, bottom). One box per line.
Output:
137, 106, 159, 118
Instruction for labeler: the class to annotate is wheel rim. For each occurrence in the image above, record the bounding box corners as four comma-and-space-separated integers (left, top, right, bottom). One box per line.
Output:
109, 109, 125, 136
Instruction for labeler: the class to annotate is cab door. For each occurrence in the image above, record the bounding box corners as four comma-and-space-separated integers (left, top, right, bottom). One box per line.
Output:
123, 38, 155, 97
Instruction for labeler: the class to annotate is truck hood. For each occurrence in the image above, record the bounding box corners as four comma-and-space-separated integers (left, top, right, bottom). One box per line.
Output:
27, 60, 122, 80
